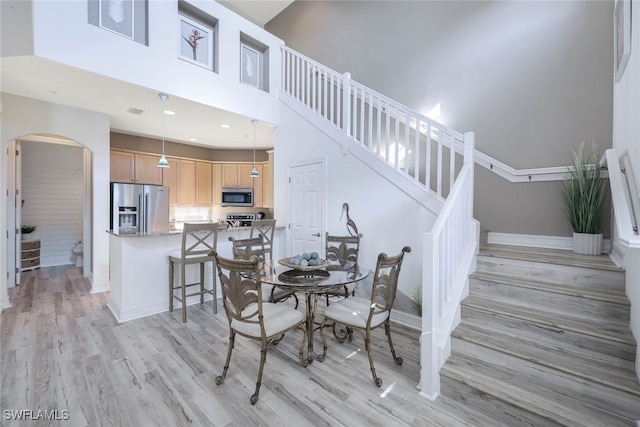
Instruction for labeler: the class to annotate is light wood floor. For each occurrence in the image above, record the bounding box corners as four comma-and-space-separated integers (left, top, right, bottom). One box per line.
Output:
1, 265, 514, 427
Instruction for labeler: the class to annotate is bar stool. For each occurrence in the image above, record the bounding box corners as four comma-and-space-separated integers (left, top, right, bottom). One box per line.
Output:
250, 219, 276, 272
169, 223, 219, 323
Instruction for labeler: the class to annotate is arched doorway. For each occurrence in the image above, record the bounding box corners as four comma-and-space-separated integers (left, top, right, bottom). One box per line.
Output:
6, 134, 92, 288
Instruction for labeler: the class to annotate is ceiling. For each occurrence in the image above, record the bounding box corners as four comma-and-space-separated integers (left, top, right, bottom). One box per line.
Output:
0, 1, 294, 150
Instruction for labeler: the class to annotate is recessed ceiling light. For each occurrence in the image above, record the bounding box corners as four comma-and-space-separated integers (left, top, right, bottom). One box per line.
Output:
221, 124, 230, 128
163, 110, 176, 115
189, 138, 198, 142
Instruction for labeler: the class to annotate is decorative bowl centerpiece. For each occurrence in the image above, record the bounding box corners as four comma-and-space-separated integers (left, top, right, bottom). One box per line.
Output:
278, 252, 331, 271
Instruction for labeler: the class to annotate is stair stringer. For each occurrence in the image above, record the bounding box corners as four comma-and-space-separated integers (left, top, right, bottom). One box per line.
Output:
281, 93, 445, 215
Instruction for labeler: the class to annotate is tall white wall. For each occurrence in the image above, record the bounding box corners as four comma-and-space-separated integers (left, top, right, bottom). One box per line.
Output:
21, 141, 84, 267
1, 93, 111, 297
274, 102, 437, 296
267, 1, 613, 237
30, 0, 282, 126
612, 1, 640, 376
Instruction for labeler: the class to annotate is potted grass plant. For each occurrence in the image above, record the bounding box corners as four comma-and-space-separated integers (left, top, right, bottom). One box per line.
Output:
562, 141, 608, 255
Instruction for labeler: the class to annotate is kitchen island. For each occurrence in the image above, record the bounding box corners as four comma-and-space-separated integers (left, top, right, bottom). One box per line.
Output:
108, 225, 285, 323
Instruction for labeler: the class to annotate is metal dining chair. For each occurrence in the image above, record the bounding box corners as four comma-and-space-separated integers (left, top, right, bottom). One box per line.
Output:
211, 251, 306, 404
229, 235, 298, 308
323, 232, 363, 304
318, 246, 411, 387
168, 223, 219, 323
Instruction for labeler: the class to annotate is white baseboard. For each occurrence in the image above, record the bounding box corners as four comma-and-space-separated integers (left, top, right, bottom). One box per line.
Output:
0, 297, 12, 310
487, 232, 612, 254
392, 309, 421, 330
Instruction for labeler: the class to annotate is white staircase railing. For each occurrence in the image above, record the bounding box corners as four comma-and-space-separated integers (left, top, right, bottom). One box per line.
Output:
281, 45, 478, 400
605, 149, 640, 248
420, 134, 476, 400
281, 46, 467, 201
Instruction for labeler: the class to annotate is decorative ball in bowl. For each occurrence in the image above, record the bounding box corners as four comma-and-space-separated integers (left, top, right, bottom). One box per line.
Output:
278, 252, 331, 271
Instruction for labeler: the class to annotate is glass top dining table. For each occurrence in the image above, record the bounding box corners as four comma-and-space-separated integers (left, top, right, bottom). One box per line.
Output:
261, 263, 370, 366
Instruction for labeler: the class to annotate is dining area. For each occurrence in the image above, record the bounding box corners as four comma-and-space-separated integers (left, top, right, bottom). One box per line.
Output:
168, 213, 413, 405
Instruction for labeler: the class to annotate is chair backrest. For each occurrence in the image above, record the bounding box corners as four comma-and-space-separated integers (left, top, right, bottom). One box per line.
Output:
250, 220, 276, 259
181, 223, 219, 260
370, 246, 411, 314
211, 251, 264, 327
325, 232, 362, 270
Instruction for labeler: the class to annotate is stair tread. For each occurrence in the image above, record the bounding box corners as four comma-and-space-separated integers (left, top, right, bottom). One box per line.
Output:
453, 322, 640, 396
470, 278, 631, 325
440, 376, 562, 427
462, 294, 637, 346
442, 353, 640, 427
461, 304, 637, 364
471, 269, 629, 305
479, 244, 623, 272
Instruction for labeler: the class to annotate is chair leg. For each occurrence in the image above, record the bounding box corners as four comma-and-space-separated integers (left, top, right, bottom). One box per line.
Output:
365, 329, 382, 387
212, 261, 217, 314
384, 319, 403, 365
200, 262, 205, 305
181, 263, 187, 323
168, 260, 174, 312
251, 340, 269, 405
216, 331, 235, 386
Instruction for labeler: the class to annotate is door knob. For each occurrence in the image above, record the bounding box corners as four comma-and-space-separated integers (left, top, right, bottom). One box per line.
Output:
311, 233, 321, 237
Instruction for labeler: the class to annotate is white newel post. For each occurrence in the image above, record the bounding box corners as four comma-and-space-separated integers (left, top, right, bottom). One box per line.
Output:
420, 231, 440, 400
342, 72, 351, 155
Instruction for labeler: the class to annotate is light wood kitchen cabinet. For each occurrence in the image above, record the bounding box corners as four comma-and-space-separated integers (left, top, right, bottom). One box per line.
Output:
238, 164, 255, 189
110, 151, 162, 185
251, 164, 263, 208
134, 153, 163, 185
213, 164, 222, 205
195, 161, 213, 206
222, 163, 239, 188
262, 162, 271, 208
178, 159, 196, 206
110, 151, 135, 182
162, 157, 179, 205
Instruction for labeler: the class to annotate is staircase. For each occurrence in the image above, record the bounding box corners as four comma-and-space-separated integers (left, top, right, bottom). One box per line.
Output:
441, 244, 640, 426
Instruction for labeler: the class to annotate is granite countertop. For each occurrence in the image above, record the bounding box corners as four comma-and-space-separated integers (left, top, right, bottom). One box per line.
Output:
107, 224, 283, 238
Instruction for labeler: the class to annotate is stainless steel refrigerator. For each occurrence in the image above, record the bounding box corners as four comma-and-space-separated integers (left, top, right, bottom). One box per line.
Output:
110, 183, 170, 234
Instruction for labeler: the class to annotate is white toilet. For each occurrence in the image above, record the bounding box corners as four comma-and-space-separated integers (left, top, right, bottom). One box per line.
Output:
71, 242, 83, 267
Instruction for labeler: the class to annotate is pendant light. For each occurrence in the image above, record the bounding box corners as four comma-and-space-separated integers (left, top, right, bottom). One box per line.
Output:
157, 93, 170, 168
250, 119, 259, 178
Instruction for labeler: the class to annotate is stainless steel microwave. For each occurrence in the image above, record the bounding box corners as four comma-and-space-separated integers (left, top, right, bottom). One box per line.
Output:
221, 188, 253, 207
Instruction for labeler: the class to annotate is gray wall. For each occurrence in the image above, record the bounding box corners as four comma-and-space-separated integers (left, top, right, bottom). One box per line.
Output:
267, 1, 614, 237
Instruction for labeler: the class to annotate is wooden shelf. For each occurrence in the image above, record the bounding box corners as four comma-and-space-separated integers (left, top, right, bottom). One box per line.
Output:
21, 238, 41, 271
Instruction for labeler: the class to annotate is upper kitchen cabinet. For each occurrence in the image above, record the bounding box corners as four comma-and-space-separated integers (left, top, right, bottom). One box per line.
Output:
178, 159, 196, 206
110, 151, 163, 185
222, 163, 256, 189
238, 164, 255, 189
162, 157, 180, 205
110, 151, 134, 182
213, 164, 222, 206
262, 162, 271, 208
163, 159, 212, 207
251, 164, 264, 208
195, 161, 213, 206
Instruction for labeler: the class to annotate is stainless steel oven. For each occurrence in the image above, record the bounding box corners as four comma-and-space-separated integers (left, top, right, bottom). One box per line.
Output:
221, 188, 253, 207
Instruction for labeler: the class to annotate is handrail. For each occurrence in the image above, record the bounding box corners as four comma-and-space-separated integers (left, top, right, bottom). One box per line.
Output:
281, 45, 467, 201
420, 132, 476, 400
605, 149, 640, 248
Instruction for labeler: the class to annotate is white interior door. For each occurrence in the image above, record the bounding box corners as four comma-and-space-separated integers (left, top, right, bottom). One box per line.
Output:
288, 161, 324, 256
5, 140, 21, 287
15, 142, 22, 285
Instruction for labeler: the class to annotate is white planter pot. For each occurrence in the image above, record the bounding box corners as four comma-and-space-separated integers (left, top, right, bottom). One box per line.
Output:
572, 232, 603, 255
